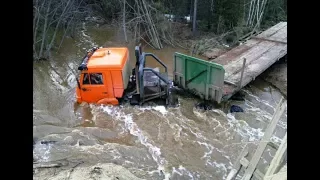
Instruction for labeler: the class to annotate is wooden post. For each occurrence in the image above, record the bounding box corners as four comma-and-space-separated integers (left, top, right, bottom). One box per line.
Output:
226, 145, 249, 180
264, 133, 287, 180
241, 97, 287, 180
238, 58, 246, 89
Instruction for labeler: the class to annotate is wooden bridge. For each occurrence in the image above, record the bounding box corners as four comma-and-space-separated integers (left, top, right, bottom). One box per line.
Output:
173, 21, 287, 103
212, 22, 287, 101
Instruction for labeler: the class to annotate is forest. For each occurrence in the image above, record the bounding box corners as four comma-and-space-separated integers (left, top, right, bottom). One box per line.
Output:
33, 0, 287, 60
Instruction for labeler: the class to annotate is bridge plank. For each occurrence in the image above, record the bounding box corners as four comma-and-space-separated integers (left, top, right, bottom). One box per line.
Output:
218, 22, 287, 99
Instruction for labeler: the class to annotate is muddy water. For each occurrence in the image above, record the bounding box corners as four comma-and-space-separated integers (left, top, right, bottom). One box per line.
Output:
33, 23, 287, 179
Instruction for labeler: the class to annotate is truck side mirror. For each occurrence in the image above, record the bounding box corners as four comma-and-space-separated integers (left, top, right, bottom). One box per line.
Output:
76, 77, 81, 89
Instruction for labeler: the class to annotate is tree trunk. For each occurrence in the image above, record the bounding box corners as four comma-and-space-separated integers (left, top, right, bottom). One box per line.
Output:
58, 15, 74, 50
123, 0, 128, 42
33, 0, 43, 59
189, 0, 193, 22
256, 0, 260, 24
39, 0, 51, 59
141, 0, 162, 49
255, 0, 268, 30
33, 0, 38, 35
46, 0, 72, 56
192, 0, 197, 36
284, 0, 287, 14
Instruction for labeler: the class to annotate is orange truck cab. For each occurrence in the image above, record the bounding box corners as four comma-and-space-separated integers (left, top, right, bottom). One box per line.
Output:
76, 47, 131, 105
76, 45, 176, 106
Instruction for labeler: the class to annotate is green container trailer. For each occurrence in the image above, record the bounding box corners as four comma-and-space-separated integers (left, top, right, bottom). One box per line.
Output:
173, 52, 225, 103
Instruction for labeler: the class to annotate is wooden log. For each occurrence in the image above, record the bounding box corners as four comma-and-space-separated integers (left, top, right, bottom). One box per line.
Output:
33, 163, 62, 169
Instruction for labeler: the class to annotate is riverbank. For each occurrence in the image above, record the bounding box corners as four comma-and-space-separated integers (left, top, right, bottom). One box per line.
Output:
261, 60, 287, 97
34, 162, 143, 180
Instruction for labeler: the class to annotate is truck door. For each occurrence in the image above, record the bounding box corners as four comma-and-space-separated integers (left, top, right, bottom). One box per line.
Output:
80, 72, 108, 103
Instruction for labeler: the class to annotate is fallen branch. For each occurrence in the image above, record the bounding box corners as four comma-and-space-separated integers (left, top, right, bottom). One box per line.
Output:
67, 161, 84, 179
33, 163, 62, 169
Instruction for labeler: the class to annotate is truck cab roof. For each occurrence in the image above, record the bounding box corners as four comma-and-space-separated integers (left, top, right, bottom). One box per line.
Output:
86, 47, 129, 70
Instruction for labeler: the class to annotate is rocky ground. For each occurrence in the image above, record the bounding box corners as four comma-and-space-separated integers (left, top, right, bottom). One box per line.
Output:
33, 162, 143, 180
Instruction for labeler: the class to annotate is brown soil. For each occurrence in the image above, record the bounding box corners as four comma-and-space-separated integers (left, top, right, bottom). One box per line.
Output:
261, 61, 287, 97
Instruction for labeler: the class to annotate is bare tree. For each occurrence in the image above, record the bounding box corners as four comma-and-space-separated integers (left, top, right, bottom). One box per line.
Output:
46, 0, 72, 56
33, 0, 89, 60
120, 0, 163, 49
246, 0, 268, 29
38, 0, 51, 59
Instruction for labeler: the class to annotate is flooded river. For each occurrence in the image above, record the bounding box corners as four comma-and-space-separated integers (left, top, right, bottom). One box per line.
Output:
33, 23, 287, 180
